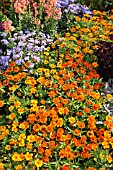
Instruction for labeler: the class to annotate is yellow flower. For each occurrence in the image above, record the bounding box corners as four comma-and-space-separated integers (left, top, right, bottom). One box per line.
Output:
106, 94, 112, 100
9, 96, 15, 101
15, 165, 23, 170
92, 62, 98, 68
9, 106, 14, 111
0, 162, 4, 170
18, 134, 26, 141
58, 108, 64, 115
69, 117, 76, 124
25, 152, 33, 161
44, 60, 49, 64
44, 51, 49, 56
12, 126, 18, 132
106, 115, 112, 122
12, 153, 21, 162
17, 108, 24, 114
31, 100, 37, 106
19, 123, 26, 129
50, 64, 55, 69
93, 92, 100, 100
30, 88, 36, 94
5, 145, 11, 150
102, 141, 110, 149
107, 155, 113, 163
100, 154, 104, 160
46, 47, 50, 51
37, 68, 43, 73
35, 159, 43, 168
27, 135, 35, 143
18, 140, 25, 147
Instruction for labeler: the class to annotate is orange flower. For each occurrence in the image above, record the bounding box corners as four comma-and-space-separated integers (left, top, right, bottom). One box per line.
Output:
5, 145, 11, 150
87, 167, 96, 170
45, 149, 51, 157
84, 107, 90, 114
13, 66, 19, 72
14, 101, 21, 108
48, 90, 57, 98
53, 98, 60, 105
74, 129, 81, 136
0, 100, 4, 107
77, 94, 85, 101
38, 146, 44, 154
92, 104, 100, 110
15, 165, 23, 170
70, 27, 76, 32
61, 98, 69, 105
17, 108, 24, 114
61, 164, 71, 170
0, 162, 4, 170
9, 62, 16, 67
27, 114, 36, 123
57, 118, 63, 127
76, 121, 85, 129
76, 112, 82, 116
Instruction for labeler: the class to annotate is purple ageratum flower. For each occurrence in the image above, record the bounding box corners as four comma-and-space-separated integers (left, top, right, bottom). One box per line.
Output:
0, 30, 53, 70
31, 55, 40, 62
30, 62, 34, 68
15, 59, 23, 65
1, 39, 9, 45
24, 56, 30, 61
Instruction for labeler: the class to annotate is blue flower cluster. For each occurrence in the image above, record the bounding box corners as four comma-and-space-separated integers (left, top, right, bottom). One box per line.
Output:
56, 0, 93, 16
0, 30, 53, 70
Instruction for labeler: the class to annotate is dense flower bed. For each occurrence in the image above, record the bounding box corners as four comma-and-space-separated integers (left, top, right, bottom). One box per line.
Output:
0, 0, 113, 170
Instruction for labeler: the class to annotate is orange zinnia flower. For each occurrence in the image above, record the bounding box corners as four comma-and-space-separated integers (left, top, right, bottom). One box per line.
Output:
74, 129, 81, 136
48, 90, 57, 98
92, 103, 100, 110
87, 167, 96, 170
76, 121, 85, 129
84, 107, 90, 114
0, 100, 4, 107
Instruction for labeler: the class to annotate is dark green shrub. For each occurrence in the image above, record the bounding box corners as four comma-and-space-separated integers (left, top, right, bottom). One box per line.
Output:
77, 0, 113, 12
95, 31, 113, 82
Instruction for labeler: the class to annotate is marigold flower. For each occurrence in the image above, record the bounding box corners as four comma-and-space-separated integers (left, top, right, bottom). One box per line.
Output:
5, 145, 11, 150
25, 152, 33, 161
107, 155, 113, 163
0, 162, 4, 170
15, 165, 23, 170
106, 94, 112, 100
35, 159, 43, 168
0, 100, 4, 107
68, 117, 76, 124
12, 153, 21, 162
17, 108, 24, 114
87, 167, 96, 170
14, 101, 21, 108
9, 113, 15, 120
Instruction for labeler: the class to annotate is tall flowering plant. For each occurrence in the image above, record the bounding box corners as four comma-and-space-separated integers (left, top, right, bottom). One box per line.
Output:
6, 0, 61, 37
